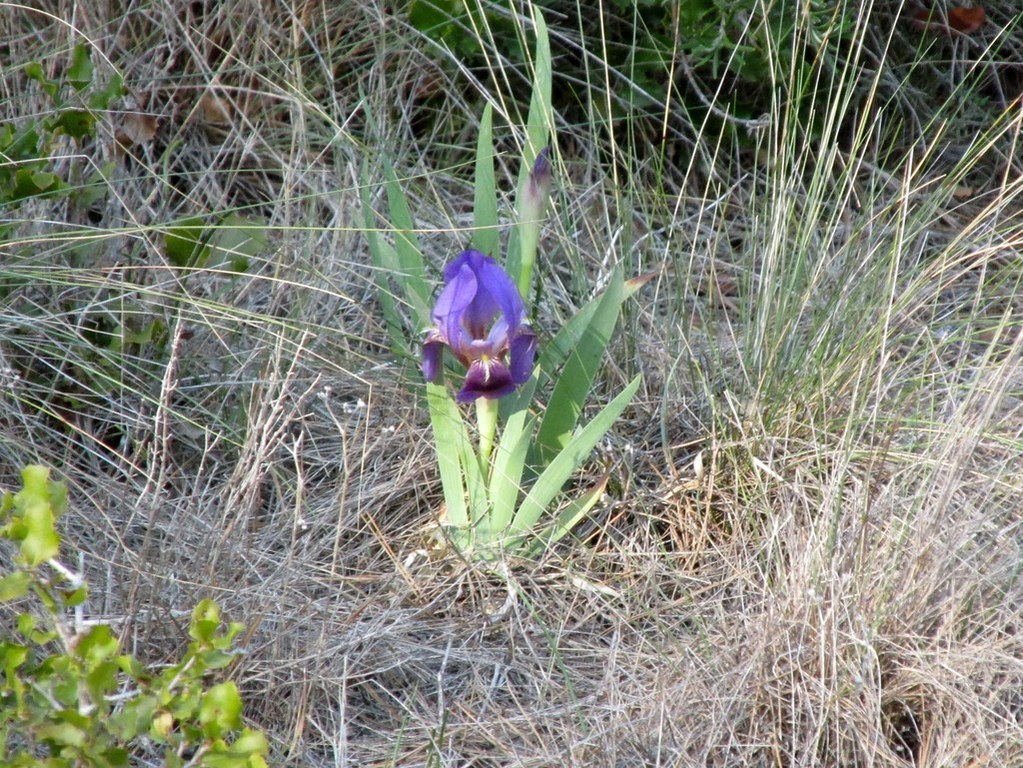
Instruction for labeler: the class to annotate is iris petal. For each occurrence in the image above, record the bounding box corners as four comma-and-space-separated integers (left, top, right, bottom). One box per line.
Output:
434, 263, 477, 363
509, 326, 538, 384
422, 330, 446, 382
474, 254, 525, 331
486, 316, 510, 350
453, 251, 503, 334
423, 249, 535, 401
433, 263, 475, 324
459, 358, 515, 402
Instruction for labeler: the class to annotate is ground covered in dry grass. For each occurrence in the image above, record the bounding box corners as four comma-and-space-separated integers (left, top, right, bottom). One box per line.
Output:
3, 1, 1023, 765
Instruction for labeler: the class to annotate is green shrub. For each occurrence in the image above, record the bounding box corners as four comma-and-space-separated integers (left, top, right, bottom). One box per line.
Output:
408, 0, 852, 134
0, 465, 269, 767
0, 42, 122, 223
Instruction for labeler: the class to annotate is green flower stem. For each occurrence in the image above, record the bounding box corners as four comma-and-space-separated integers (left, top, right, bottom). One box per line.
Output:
476, 396, 499, 465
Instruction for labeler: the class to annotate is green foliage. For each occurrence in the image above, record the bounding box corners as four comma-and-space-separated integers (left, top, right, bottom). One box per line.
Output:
3, 41, 266, 271
1, 465, 67, 568
0, 465, 269, 767
674, 0, 847, 85
163, 213, 268, 273
1, 43, 123, 212
407, 0, 851, 146
409, 0, 524, 62
367, 15, 644, 557
0, 41, 267, 461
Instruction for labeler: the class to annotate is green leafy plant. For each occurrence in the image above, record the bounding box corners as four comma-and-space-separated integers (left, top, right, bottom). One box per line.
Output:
0, 42, 123, 217
403, 0, 859, 165
163, 213, 269, 273
365, 13, 650, 558
409, 0, 523, 62
407, 0, 852, 138
0, 465, 269, 767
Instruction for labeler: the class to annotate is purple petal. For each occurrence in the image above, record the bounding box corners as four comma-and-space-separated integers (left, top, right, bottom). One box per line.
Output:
433, 262, 476, 323
458, 357, 515, 402
433, 262, 478, 362
484, 316, 510, 351
422, 330, 446, 382
525, 147, 552, 211
441, 249, 474, 282
427, 249, 535, 399
472, 254, 526, 333
508, 326, 538, 384
530, 147, 552, 188
450, 251, 500, 334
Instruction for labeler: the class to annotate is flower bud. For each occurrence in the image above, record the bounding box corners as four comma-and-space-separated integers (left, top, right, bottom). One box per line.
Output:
522, 146, 552, 221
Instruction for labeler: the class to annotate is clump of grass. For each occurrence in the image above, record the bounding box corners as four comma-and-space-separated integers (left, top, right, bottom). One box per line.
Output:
2, 1, 1023, 765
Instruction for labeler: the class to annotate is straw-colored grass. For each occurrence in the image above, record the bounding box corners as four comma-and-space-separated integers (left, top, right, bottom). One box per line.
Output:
3, 1, 1022, 765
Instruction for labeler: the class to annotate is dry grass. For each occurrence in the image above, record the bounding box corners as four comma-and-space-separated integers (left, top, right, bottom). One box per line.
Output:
3, 1, 1023, 766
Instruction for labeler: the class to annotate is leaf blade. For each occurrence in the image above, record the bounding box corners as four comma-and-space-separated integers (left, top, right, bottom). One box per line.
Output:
472, 103, 499, 259
511, 374, 641, 537
382, 161, 432, 330
361, 159, 406, 355
534, 270, 625, 467
526, 473, 610, 557
426, 381, 470, 529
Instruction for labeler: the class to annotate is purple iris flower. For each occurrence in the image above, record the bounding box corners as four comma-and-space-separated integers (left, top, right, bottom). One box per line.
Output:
423, 249, 538, 403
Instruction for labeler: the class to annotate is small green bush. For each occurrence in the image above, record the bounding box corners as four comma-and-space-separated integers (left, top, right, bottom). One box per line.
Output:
408, 0, 851, 132
0, 42, 122, 221
0, 465, 269, 767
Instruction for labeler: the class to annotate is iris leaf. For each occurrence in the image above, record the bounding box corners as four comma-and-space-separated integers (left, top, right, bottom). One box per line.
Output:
488, 370, 539, 529
361, 159, 406, 355
510, 374, 641, 538
426, 381, 470, 529
533, 269, 625, 467
472, 102, 499, 259
488, 413, 535, 532
524, 9, 552, 165
382, 161, 432, 330
526, 473, 610, 557
539, 268, 654, 385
